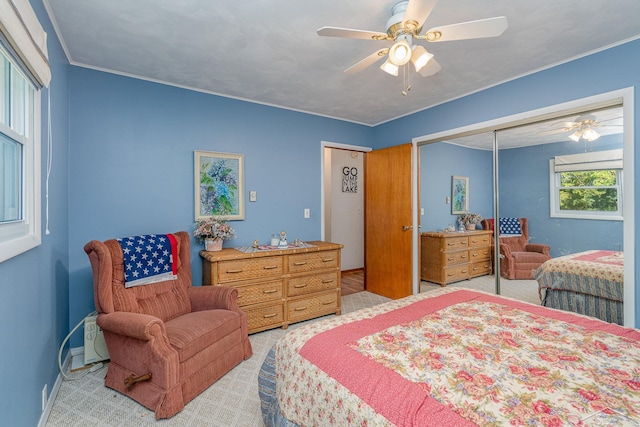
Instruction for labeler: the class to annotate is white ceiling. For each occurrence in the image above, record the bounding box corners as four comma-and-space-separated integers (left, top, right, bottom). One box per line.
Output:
43, 0, 640, 126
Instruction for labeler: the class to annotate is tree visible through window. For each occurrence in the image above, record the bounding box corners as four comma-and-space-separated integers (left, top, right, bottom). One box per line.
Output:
559, 170, 619, 212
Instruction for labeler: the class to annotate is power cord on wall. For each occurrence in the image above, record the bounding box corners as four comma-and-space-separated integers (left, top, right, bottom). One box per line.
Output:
57, 311, 104, 380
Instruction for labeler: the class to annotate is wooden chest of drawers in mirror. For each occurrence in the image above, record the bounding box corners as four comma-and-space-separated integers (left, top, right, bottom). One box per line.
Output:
201, 241, 342, 334
420, 230, 492, 286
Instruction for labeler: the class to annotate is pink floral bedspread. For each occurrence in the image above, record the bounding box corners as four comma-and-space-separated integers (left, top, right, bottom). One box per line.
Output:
537, 250, 623, 283
275, 288, 640, 426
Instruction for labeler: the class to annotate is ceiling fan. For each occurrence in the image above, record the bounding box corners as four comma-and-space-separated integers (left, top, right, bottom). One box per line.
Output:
316, 0, 508, 92
538, 113, 623, 143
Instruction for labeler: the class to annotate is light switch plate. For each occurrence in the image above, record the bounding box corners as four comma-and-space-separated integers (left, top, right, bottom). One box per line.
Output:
249, 191, 257, 202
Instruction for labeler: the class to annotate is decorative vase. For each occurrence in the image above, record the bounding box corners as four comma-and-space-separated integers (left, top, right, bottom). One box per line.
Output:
466, 224, 476, 230
205, 238, 223, 252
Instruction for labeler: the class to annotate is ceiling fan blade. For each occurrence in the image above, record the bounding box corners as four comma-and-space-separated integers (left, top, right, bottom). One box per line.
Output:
424, 16, 508, 42
344, 49, 389, 74
418, 57, 441, 77
317, 26, 389, 41
402, 0, 439, 31
537, 127, 575, 136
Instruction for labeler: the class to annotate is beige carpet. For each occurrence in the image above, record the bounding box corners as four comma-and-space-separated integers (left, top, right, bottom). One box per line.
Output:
45, 277, 538, 426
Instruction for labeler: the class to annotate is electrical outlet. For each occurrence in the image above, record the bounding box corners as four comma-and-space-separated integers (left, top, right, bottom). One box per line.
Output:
42, 384, 47, 411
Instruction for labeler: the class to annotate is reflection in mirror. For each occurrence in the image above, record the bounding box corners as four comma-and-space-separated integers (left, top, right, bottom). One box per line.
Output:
419, 105, 627, 325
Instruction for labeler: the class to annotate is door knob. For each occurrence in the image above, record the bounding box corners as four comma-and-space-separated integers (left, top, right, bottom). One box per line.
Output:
402, 225, 413, 231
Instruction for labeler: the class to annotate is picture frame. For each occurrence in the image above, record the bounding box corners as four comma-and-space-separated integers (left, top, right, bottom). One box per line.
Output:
195, 150, 245, 220
451, 175, 469, 214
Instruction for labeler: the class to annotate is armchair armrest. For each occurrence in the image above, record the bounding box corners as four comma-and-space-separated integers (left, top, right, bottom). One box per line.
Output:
525, 243, 550, 256
499, 243, 513, 258
97, 312, 166, 341
188, 285, 241, 312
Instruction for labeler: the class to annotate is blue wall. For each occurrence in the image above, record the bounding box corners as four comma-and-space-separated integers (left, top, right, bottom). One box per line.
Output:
67, 69, 374, 345
0, 1, 70, 425
499, 135, 624, 257
420, 143, 493, 231
1, 7, 640, 426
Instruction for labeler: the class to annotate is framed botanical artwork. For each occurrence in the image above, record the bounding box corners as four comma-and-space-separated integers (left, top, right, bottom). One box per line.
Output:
451, 175, 469, 214
195, 151, 245, 220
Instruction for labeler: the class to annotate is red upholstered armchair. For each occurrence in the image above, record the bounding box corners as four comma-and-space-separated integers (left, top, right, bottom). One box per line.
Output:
481, 218, 551, 280
84, 231, 252, 419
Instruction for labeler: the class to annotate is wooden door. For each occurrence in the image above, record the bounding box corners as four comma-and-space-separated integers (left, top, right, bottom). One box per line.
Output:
364, 143, 413, 299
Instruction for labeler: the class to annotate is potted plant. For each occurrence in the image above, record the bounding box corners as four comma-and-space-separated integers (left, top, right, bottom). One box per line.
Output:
458, 212, 483, 231
194, 216, 236, 251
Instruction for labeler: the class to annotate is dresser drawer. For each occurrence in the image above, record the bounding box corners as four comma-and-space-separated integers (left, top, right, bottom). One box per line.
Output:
217, 256, 283, 283
469, 234, 492, 247
235, 280, 283, 306
470, 261, 491, 278
288, 251, 339, 273
287, 272, 339, 297
287, 291, 338, 323
443, 265, 470, 283
441, 250, 469, 266
442, 236, 468, 251
245, 303, 284, 333
469, 248, 491, 262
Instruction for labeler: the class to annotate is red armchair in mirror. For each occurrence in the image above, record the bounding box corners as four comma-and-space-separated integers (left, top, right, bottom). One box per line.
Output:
481, 217, 551, 280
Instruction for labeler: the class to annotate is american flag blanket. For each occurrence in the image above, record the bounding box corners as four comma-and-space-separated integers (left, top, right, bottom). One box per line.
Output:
116, 234, 178, 288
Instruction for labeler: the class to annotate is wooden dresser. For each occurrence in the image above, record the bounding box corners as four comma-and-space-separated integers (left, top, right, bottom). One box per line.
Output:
200, 241, 342, 334
420, 230, 492, 286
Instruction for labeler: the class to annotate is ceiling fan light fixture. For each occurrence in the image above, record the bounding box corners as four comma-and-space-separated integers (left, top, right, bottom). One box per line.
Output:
411, 45, 433, 73
582, 128, 601, 142
568, 130, 582, 142
380, 58, 399, 76
388, 39, 412, 66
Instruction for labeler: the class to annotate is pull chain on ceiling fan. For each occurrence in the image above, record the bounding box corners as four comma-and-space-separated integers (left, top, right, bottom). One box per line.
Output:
316, 0, 508, 94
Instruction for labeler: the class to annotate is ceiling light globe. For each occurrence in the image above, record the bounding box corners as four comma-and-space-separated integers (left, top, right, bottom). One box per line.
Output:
389, 40, 412, 66
411, 45, 433, 73
380, 58, 399, 76
582, 128, 601, 142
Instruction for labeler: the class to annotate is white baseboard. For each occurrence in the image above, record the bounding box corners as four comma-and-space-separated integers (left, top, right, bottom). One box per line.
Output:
37, 346, 83, 427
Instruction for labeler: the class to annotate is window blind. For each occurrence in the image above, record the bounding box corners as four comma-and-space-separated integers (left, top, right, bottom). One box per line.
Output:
0, 0, 49, 87
553, 149, 623, 172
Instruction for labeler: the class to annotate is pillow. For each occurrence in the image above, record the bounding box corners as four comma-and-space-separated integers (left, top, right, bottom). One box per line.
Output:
499, 218, 522, 236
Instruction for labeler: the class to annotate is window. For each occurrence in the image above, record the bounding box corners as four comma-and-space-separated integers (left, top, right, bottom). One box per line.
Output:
0, 0, 50, 262
549, 149, 623, 220
0, 46, 41, 262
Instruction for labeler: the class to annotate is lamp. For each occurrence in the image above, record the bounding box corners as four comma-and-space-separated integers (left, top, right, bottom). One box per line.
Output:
410, 45, 433, 73
380, 58, 399, 76
388, 38, 412, 66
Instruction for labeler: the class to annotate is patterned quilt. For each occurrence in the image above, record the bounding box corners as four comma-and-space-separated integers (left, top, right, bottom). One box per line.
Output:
534, 250, 624, 324
271, 288, 640, 426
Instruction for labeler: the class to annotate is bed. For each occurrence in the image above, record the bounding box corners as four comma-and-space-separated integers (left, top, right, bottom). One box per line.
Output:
259, 287, 640, 427
534, 250, 624, 325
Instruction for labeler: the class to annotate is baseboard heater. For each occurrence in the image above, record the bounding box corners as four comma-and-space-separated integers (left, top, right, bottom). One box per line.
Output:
84, 315, 110, 365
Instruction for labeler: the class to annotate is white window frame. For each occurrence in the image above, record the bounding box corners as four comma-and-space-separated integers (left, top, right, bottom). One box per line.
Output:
549, 158, 623, 221
0, 49, 41, 263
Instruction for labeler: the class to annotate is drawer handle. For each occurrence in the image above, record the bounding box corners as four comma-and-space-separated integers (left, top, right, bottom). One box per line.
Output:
472, 253, 478, 257
294, 284, 308, 289
322, 258, 334, 262
321, 279, 334, 284
263, 289, 277, 294
294, 261, 307, 266
322, 300, 333, 305
226, 269, 243, 274
460, 255, 467, 259
461, 269, 468, 273
447, 242, 456, 246
263, 265, 278, 270
294, 306, 307, 311
263, 313, 277, 318
447, 272, 455, 277
447, 257, 454, 261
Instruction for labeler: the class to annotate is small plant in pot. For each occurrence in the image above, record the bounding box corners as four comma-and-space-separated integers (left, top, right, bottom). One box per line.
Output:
459, 212, 483, 231
194, 216, 236, 251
